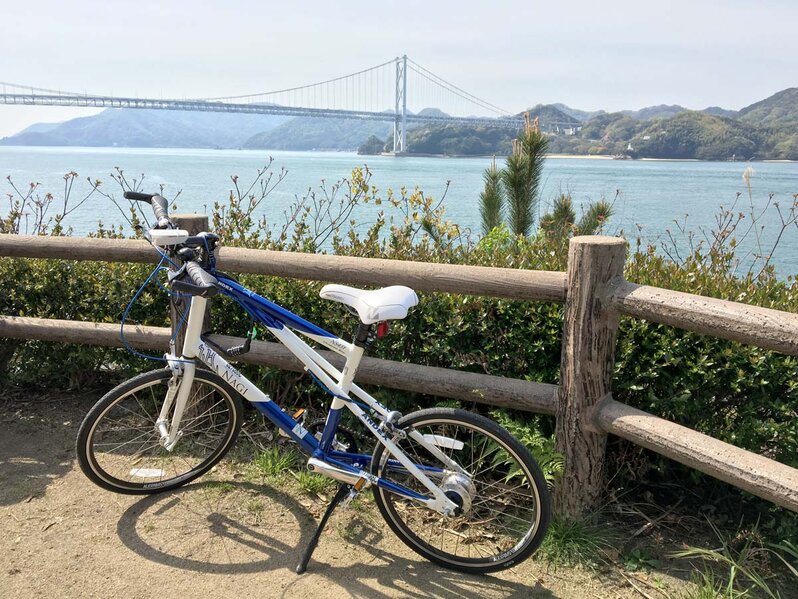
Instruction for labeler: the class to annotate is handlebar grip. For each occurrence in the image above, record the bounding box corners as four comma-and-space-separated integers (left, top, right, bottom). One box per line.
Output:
123, 191, 155, 202
150, 195, 170, 227
122, 191, 171, 228
182, 262, 219, 298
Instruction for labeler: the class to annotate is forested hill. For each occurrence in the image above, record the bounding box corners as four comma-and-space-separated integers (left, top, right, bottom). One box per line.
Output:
0, 109, 290, 149
379, 88, 798, 160
737, 87, 798, 128
243, 118, 392, 151
366, 104, 578, 156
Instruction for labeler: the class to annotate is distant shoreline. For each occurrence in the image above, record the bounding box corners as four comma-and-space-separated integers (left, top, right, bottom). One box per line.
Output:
389, 151, 798, 163
546, 154, 613, 160
1, 145, 796, 163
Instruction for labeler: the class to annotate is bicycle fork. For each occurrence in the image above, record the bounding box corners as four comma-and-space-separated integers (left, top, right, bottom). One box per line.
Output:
155, 361, 196, 451
156, 293, 208, 450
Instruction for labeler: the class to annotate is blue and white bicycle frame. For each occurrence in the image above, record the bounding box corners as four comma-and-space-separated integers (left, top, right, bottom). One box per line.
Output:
156, 273, 463, 515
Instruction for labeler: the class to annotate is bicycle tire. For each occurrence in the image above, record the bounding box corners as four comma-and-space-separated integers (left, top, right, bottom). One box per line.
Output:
77, 368, 243, 494
371, 408, 551, 574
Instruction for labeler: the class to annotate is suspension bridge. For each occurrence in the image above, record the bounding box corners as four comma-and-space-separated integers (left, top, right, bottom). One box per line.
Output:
1, 56, 572, 152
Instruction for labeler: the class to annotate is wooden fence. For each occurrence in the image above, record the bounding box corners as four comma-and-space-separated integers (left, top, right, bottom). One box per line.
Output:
0, 225, 796, 519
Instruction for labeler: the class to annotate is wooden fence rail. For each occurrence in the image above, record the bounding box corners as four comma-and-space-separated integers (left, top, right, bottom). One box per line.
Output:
0, 234, 567, 302
595, 398, 798, 512
611, 281, 798, 356
1, 231, 796, 517
0, 315, 558, 414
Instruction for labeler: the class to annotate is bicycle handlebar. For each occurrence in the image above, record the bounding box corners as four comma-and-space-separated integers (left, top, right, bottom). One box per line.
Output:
123, 191, 172, 229
126, 192, 219, 297
123, 191, 155, 202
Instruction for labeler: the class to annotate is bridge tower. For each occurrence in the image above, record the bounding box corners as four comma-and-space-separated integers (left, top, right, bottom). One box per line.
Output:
393, 55, 408, 153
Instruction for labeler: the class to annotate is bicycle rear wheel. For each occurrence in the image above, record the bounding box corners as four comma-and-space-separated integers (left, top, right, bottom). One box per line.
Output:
77, 368, 243, 494
371, 408, 550, 574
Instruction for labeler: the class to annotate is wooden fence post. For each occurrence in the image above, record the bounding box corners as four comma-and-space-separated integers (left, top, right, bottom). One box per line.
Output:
171, 214, 209, 353
554, 236, 627, 519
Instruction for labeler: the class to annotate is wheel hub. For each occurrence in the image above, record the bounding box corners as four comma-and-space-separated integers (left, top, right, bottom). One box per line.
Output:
441, 472, 476, 516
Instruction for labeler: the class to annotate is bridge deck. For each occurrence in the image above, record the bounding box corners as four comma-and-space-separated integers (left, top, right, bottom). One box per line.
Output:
0, 93, 528, 128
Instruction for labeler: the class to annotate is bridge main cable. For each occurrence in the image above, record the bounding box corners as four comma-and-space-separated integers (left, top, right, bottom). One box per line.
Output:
191, 59, 397, 102
0, 81, 89, 97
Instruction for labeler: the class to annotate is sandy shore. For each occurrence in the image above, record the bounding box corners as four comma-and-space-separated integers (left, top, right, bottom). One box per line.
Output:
546, 153, 614, 160
391, 152, 797, 163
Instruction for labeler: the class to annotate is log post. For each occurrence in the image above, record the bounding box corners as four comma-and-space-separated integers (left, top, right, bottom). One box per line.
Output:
172, 214, 209, 236
554, 236, 627, 519
170, 214, 210, 353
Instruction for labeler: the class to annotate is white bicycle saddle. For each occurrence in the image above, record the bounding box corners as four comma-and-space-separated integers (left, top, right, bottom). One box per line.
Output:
319, 284, 419, 324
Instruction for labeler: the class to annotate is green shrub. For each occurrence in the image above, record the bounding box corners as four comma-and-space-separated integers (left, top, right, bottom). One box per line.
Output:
0, 257, 168, 387
491, 410, 562, 487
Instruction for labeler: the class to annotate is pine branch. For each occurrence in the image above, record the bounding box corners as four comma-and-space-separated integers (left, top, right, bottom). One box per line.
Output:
576, 199, 614, 236
502, 152, 533, 236
540, 193, 576, 239
479, 161, 504, 235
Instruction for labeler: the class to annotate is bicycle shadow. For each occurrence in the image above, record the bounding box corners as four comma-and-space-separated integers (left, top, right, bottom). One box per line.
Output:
117, 480, 317, 574
282, 516, 556, 599
118, 480, 556, 598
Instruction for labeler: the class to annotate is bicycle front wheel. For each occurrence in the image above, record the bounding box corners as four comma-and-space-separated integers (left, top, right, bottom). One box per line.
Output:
371, 408, 550, 574
77, 368, 243, 494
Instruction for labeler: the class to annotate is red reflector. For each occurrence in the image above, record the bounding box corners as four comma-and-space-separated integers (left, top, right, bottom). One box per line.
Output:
377, 321, 389, 337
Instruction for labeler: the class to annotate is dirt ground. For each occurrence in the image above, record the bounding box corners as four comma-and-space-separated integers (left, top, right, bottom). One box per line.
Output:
1, 392, 685, 599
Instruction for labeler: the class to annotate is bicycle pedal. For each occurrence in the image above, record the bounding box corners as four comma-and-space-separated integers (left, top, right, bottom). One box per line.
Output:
341, 476, 369, 508
340, 488, 359, 508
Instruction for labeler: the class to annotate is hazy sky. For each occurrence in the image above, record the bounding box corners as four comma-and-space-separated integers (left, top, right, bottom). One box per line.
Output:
1, 0, 796, 136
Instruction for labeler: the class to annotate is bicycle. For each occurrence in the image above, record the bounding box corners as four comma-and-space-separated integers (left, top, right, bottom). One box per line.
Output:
76, 191, 551, 574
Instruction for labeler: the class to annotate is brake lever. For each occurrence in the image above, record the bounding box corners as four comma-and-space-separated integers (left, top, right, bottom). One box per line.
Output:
167, 265, 217, 298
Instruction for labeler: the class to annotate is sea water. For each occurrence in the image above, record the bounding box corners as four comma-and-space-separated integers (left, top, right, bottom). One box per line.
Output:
1, 146, 796, 276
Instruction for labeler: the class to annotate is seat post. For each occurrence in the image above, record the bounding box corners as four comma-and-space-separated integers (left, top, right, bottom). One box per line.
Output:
353, 322, 374, 350
337, 322, 370, 393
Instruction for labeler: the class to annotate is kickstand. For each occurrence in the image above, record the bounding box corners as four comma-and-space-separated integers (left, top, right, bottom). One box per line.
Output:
296, 483, 352, 574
